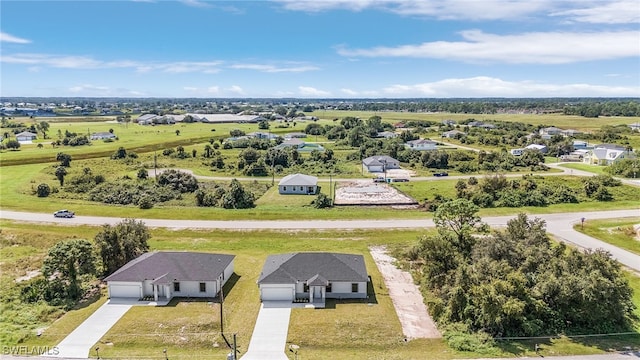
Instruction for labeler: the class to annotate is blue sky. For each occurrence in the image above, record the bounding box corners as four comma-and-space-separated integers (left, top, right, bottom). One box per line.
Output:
1, 0, 639, 98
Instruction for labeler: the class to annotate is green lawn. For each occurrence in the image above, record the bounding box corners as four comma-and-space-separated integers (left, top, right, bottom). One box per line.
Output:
560, 163, 609, 175
574, 217, 640, 255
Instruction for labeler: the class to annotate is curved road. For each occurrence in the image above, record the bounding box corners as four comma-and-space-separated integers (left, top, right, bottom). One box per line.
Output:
2, 208, 639, 271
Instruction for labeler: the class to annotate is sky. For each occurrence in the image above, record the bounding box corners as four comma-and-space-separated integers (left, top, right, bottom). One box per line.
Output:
1, 0, 639, 98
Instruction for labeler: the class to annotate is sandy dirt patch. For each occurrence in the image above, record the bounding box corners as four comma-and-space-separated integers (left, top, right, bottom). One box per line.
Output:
334, 180, 417, 206
369, 245, 441, 339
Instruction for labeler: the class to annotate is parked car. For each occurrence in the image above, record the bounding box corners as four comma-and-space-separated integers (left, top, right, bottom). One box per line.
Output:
433, 172, 449, 177
373, 176, 386, 183
387, 178, 409, 183
53, 209, 75, 218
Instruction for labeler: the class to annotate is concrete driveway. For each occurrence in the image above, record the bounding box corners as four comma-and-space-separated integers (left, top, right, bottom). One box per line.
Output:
240, 302, 292, 360
47, 301, 132, 358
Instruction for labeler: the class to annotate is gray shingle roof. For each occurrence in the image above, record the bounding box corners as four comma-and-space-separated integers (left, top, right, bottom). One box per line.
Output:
362, 155, 398, 166
258, 252, 368, 285
104, 251, 234, 283
278, 173, 318, 186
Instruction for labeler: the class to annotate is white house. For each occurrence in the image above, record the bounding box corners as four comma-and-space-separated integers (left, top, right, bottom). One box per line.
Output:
405, 139, 437, 151
284, 132, 307, 139
257, 252, 369, 304
583, 144, 635, 166
376, 131, 397, 139
629, 122, 640, 132
510, 148, 524, 156
278, 174, 318, 195
441, 130, 465, 139
362, 155, 400, 173
90, 132, 116, 140
104, 252, 235, 302
525, 144, 548, 153
15, 131, 38, 142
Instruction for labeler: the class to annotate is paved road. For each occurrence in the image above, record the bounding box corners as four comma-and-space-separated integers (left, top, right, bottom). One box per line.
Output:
1, 209, 639, 271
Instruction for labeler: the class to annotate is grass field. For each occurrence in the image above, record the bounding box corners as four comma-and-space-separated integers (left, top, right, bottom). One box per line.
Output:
574, 217, 640, 255
559, 163, 609, 175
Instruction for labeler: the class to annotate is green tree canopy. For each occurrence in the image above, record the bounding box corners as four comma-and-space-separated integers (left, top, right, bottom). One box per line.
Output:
94, 219, 151, 276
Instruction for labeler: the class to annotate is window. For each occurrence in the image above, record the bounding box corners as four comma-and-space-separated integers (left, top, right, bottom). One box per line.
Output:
200, 282, 206, 292
326, 283, 332, 293
352, 283, 359, 293
283, 186, 287, 191
173, 282, 180, 292
303, 284, 309, 293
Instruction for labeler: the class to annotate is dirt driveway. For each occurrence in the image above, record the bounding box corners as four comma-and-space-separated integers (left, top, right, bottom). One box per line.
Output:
369, 246, 441, 339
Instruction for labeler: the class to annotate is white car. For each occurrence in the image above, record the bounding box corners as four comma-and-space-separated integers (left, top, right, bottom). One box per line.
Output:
53, 210, 75, 218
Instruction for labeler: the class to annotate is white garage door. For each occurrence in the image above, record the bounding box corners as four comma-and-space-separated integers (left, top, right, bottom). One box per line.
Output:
109, 284, 141, 298
261, 287, 292, 301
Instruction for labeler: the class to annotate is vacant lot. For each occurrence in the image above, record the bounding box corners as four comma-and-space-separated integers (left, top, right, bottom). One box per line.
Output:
334, 180, 418, 206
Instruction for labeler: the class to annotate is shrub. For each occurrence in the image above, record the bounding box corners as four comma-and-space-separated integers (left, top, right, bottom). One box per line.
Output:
442, 323, 496, 354
157, 169, 199, 193
311, 193, 332, 209
36, 183, 51, 197
138, 195, 154, 209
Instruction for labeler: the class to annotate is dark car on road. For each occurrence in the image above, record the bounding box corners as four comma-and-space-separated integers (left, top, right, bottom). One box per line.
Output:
433, 172, 449, 177
53, 209, 75, 218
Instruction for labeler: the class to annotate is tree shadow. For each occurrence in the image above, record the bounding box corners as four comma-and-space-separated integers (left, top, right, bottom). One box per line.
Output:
496, 332, 640, 357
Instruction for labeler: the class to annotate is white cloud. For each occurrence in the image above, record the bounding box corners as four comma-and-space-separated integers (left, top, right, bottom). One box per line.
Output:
1, 53, 223, 73
337, 30, 640, 64
381, 76, 640, 97
275, 0, 551, 20
208, 86, 220, 94
275, 0, 640, 23
228, 85, 244, 95
0, 32, 32, 44
341, 88, 359, 95
230, 63, 319, 73
550, 1, 640, 24
180, 0, 211, 8
298, 86, 331, 97
69, 84, 110, 94
183, 86, 199, 91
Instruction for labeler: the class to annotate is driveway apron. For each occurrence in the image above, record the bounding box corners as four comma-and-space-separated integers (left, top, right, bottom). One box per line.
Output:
47, 301, 132, 358
240, 302, 291, 360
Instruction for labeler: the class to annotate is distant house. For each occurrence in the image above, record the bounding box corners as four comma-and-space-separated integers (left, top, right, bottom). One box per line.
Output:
583, 144, 635, 166
362, 155, 400, 173
247, 132, 278, 140
275, 139, 325, 152
284, 132, 307, 139
15, 131, 38, 142
510, 148, 524, 156
442, 119, 456, 126
525, 144, 548, 153
104, 252, 235, 302
393, 122, 406, 129
187, 113, 265, 124
257, 252, 368, 304
137, 113, 159, 125
573, 140, 588, 149
376, 131, 397, 139
629, 122, 640, 132
561, 129, 581, 137
278, 174, 318, 195
467, 121, 495, 130
441, 130, 465, 139
539, 127, 562, 136
90, 132, 116, 140
405, 139, 437, 151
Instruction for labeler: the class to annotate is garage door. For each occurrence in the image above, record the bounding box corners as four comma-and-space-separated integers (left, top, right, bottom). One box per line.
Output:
109, 284, 141, 298
261, 287, 292, 301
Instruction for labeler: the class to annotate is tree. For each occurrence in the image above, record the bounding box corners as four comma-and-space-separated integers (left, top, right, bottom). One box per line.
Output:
433, 198, 484, 256
204, 144, 213, 158
5, 139, 20, 150
42, 239, 97, 300
157, 169, 199, 192
56, 152, 72, 167
258, 119, 270, 130
221, 179, 255, 209
36, 183, 51, 197
175, 129, 180, 136
311, 193, 332, 208
111, 147, 127, 159
37, 121, 50, 139
137, 169, 148, 179
55, 166, 67, 186
94, 219, 151, 276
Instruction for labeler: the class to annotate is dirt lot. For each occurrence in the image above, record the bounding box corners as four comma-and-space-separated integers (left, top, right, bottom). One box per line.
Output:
334, 180, 418, 206
369, 245, 441, 339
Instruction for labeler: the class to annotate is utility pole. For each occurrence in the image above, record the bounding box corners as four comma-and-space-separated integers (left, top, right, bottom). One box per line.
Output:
233, 333, 238, 360
329, 174, 333, 202
220, 284, 224, 335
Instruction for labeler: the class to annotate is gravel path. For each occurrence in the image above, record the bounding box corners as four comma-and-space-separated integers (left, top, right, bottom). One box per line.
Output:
369, 245, 441, 339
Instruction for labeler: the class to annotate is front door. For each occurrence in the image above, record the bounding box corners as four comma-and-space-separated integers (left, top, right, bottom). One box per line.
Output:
314, 287, 322, 302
